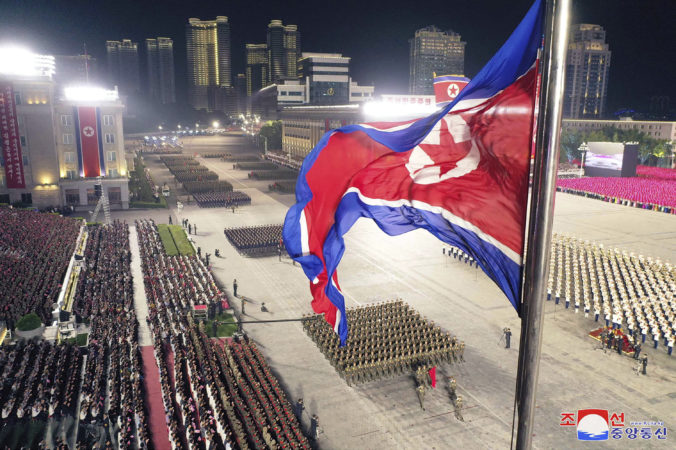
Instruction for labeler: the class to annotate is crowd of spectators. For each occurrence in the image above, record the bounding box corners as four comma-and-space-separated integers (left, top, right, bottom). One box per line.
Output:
135, 219, 308, 449
193, 191, 251, 209
303, 300, 461, 385
73, 222, 152, 449
0, 340, 82, 422
548, 233, 675, 355
557, 166, 676, 214
0, 208, 81, 325
223, 225, 284, 257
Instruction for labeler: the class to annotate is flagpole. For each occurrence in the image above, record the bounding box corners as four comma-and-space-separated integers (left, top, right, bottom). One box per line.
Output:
515, 0, 570, 448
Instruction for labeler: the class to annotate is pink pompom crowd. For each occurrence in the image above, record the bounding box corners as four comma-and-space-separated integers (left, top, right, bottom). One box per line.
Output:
557, 165, 676, 214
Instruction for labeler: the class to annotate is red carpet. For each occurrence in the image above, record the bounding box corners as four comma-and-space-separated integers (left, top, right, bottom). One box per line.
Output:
141, 345, 171, 450
589, 327, 636, 354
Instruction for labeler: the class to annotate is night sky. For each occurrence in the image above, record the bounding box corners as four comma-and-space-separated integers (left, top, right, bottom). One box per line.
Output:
1, 0, 674, 113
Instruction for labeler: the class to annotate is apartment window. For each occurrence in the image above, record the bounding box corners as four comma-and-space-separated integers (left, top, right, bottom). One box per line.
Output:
66, 170, 77, 180
14, 92, 21, 105
107, 151, 116, 162
103, 115, 114, 126
22, 155, 29, 166
63, 134, 74, 145
65, 189, 79, 205
21, 193, 32, 204
20, 136, 27, 147
61, 114, 73, 126
108, 168, 119, 178
65, 152, 75, 163
105, 133, 115, 144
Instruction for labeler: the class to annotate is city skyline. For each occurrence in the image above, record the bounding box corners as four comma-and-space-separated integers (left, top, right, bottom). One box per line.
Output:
0, 0, 673, 114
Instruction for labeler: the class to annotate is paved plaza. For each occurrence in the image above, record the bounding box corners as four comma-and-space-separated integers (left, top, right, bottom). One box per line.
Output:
110, 135, 675, 449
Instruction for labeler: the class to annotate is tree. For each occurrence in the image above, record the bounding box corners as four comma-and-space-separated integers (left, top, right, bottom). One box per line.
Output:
258, 120, 282, 151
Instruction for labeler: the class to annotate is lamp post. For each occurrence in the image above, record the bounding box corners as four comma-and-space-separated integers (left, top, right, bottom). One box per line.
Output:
578, 142, 588, 178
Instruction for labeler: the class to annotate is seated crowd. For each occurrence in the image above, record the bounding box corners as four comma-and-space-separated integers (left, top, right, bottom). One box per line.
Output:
303, 300, 462, 385
0, 340, 82, 422
193, 191, 251, 209
136, 219, 308, 449
223, 224, 284, 257
73, 222, 152, 449
548, 233, 675, 354
0, 208, 80, 325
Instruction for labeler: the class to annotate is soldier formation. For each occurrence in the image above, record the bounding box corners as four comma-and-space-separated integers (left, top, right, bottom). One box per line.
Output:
303, 300, 464, 386
224, 225, 284, 257
443, 246, 480, 269
548, 233, 675, 356
193, 191, 251, 208
160, 155, 235, 197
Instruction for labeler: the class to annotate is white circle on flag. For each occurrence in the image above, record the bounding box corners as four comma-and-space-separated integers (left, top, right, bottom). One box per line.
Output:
83, 126, 95, 137
447, 83, 460, 99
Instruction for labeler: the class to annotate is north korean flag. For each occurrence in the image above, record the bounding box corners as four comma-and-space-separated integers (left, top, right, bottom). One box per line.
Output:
283, 0, 544, 344
434, 75, 471, 106
76, 106, 104, 178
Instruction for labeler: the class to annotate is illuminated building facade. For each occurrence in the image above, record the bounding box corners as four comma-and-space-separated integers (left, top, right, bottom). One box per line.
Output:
564, 24, 611, 119
186, 16, 232, 111
409, 26, 465, 95
246, 43, 268, 97
0, 49, 129, 209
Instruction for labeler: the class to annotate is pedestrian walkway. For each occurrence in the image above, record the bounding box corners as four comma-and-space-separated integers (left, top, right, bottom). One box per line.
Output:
129, 225, 152, 346
140, 346, 171, 450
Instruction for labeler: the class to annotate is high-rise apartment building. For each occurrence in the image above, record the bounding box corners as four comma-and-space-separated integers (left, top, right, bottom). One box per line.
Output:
409, 26, 465, 95
564, 24, 611, 119
266, 20, 301, 84
186, 16, 232, 111
246, 44, 269, 97
284, 25, 301, 79
268, 20, 286, 84
146, 37, 176, 104
106, 39, 140, 94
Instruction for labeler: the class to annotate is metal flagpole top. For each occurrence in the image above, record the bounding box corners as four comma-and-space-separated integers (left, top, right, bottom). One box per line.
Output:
515, 0, 571, 448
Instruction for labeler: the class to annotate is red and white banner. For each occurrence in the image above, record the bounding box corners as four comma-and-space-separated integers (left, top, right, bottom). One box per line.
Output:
0, 83, 26, 188
433, 75, 470, 105
76, 106, 102, 178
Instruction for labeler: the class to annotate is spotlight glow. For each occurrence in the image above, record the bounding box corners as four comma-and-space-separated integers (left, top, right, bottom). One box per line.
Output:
363, 101, 439, 120
0, 46, 55, 78
63, 86, 119, 102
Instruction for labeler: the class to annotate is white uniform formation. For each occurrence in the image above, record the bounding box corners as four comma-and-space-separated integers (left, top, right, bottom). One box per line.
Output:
547, 233, 676, 353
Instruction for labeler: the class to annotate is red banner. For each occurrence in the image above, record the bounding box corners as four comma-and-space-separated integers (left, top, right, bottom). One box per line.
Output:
77, 106, 102, 178
0, 83, 26, 188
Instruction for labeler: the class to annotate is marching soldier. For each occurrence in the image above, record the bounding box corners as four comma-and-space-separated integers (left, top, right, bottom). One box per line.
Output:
448, 377, 457, 396
416, 384, 426, 410
454, 395, 464, 421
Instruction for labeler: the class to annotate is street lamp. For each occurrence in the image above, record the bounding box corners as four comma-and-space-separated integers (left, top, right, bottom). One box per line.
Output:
158, 125, 163, 130
578, 142, 589, 178
212, 121, 220, 129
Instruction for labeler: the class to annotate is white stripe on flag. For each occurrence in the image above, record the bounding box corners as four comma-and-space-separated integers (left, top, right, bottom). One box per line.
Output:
300, 210, 310, 256
343, 187, 522, 265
